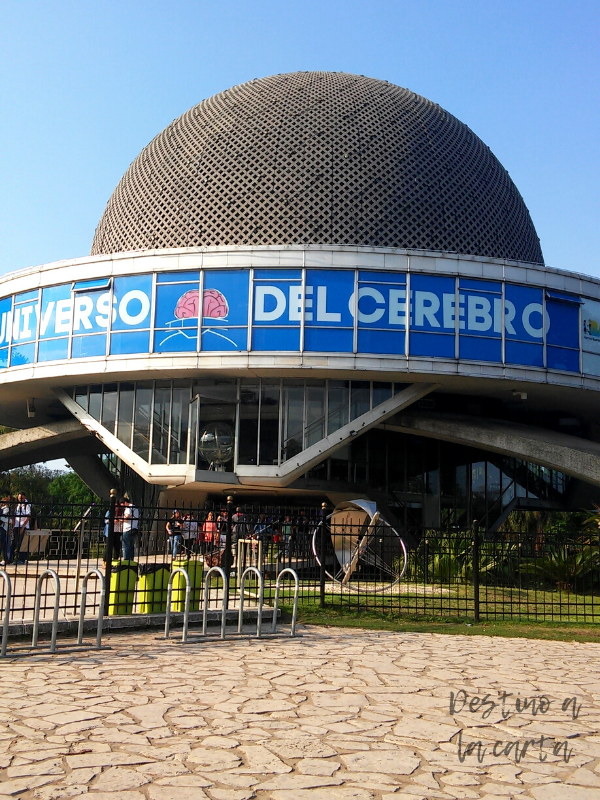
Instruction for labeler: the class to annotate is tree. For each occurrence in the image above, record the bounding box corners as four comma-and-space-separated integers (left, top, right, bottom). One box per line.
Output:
47, 471, 97, 504
0, 465, 96, 502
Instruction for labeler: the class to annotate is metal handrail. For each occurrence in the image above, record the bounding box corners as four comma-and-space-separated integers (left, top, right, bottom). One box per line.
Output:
238, 566, 264, 638
77, 569, 105, 649
0, 570, 12, 658
32, 569, 61, 653
165, 567, 191, 642
203, 566, 228, 639
272, 568, 299, 637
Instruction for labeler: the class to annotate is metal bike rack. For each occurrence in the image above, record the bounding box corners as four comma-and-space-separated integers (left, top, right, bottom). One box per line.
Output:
32, 569, 61, 653
77, 569, 105, 650
203, 566, 228, 639
0, 570, 12, 658
272, 568, 299, 637
238, 566, 264, 639
164, 567, 191, 643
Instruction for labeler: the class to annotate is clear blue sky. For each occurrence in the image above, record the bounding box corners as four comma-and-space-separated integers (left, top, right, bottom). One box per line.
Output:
1, 0, 598, 278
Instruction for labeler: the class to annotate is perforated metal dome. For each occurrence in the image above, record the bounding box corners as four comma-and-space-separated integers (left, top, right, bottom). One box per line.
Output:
91, 71, 543, 264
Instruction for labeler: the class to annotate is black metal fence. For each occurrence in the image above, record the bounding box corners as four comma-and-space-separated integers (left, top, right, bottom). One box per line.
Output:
1, 497, 599, 625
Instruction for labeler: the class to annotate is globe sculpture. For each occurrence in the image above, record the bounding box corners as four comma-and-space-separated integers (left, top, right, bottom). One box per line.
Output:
198, 422, 235, 469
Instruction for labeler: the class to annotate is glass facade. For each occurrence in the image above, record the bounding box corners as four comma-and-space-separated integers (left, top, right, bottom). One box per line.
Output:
71, 378, 399, 470
300, 429, 569, 529
70, 380, 569, 527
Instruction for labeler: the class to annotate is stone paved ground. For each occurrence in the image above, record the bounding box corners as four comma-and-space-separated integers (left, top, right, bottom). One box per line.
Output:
1, 626, 600, 800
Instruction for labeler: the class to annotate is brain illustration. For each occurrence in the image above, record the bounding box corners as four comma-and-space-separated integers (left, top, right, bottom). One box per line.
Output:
173, 288, 228, 320
174, 289, 201, 319
203, 288, 229, 319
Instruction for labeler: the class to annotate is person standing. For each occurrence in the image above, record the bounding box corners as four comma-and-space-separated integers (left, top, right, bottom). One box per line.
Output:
121, 496, 139, 562
166, 509, 183, 559
10, 493, 31, 565
182, 513, 197, 556
202, 511, 218, 553
103, 500, 124, 565
0, 496, 12, 566
231, 506, 247, 567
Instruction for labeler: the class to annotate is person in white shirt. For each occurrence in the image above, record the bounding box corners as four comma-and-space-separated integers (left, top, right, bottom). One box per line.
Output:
10, 493, 31, 564
120, 497, 139, 562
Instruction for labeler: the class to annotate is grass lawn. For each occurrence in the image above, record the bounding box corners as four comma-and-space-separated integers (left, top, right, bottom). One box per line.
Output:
282, 603, 600, 644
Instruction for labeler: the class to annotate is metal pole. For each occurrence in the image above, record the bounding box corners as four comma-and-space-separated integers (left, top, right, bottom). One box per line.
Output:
472, 519, 480, 624
319, 502, 327, 608
222, 495, 234, 609
0, 570, 12, 658
104, 489, 117, 617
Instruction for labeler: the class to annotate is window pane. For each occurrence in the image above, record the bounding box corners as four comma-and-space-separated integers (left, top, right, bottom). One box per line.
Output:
259, 382, 280, 465
152, 383, 171, 464
133, 384, 152, 460
238, 381, 259, 465
350, 380, 370, 420
88, 386, 102, 421
74, 387, 88, 412
305, 382, 325, 447
188, 397, 198, 465
169, 385, 190, 464
327, 380, 349, 435
101, 385, 118, 434
372, 381, 392, 407
117, 384, 134, 448
282, 381, 304, 461
194, 379, 237, 471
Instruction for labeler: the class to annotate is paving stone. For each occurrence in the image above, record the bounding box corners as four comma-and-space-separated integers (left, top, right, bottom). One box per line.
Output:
236, 744, 292, 774
79, 794, 145, 800
0, 777, 65, 797
394, 717, 461, 742
269, 789, 373, 800
147, 788, 209, 800
199, 773, 257, 788
66, 753, 154, 769
125, 704, 174, 729
531, 785, 600, 800
186, 747, 241, 771
154, 776, 213, 787
6, 757, 64, 777
256, 774, 343, 789
341, 749, 421, 775
265, 732, 338, 759
34, 788, 89, 800
65, 768, 102, 785
92, 767, 150, 791
297, 757, 341, 775
207, 791, 254, 800
2, 628, 600, 800
240, 699, 296, 714
200, 736, 240, 748
567, 767, 600, 786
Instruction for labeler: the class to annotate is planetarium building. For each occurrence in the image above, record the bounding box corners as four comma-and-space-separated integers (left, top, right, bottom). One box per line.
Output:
1, 71, 599, 529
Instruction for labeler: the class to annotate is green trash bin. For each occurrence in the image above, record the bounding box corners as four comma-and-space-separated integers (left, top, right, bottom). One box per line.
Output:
137, 563, 170, 613
108, 560, 138, 616
171, 558, 203, 611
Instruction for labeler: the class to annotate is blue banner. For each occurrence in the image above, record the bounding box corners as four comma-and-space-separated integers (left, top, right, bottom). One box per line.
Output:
0, 267, 592, 376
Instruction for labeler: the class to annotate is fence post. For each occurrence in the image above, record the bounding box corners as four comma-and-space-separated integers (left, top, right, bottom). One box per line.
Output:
472, 519, 480, 623
319, 502, 327, 609
104, 489, 117, 617
222, 495, 234, 609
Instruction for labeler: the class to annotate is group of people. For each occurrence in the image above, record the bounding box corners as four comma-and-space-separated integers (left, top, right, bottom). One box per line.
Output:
103, 496, 139, 563
101, 500, 319, 564
164, 507, 313, 560
166, 509, 225, 559
0, 493, 32, 566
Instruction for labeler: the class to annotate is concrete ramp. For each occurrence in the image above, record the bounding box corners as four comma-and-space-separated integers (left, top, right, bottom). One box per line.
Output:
0, 419, 107, 472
